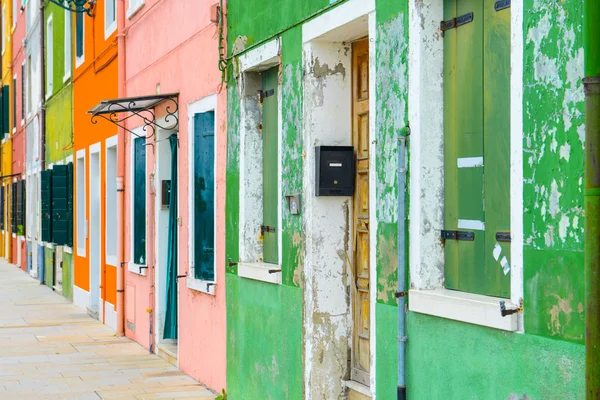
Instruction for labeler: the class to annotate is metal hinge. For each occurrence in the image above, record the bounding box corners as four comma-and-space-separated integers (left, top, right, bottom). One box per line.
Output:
441, 12, 474, 36
441, 230, 475, 241
494, 0, 510, 11
261, 225, 276, 233
258, 89, 275, 103
496, 232, 511, 243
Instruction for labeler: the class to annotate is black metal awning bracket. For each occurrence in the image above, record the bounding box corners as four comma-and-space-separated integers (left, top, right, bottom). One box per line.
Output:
441, 12, 474, 37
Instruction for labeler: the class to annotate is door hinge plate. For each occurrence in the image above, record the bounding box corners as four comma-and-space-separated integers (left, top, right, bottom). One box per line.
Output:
261, 225, 276, 233
495, 0, 510, 11
496, 232, 511, 243
258, 89, 275, 103
441, 230, 475, 241
441, 12, 473, 36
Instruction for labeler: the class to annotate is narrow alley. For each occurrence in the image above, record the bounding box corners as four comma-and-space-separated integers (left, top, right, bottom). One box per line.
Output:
0, 261, 215, 400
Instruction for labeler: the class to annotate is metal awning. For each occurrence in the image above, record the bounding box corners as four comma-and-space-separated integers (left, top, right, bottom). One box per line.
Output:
88, 93, 179, 139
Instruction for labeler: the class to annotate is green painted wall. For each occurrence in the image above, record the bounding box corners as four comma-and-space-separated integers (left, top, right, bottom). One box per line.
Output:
522, 0, 585, 343
407, 313, 584, 399
226, 275, 303, 399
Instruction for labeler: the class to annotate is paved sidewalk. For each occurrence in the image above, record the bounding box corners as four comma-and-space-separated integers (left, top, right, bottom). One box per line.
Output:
0, 261, 215, 400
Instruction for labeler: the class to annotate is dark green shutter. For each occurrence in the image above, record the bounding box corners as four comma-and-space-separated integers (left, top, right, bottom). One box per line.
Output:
41, 170, 53, 243
0, 186, 4, 231
20, 180, 25, 236
11, 182, 16, 234
66, 163, 74, 247
133, 138, 147, 264
193, 112, 215, 281
262, 67, 279, 264
76, 13, 84, 58
52, 166, 69, 245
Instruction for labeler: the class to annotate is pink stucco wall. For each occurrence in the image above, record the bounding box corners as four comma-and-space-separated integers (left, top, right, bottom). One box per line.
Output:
123, 0, 226, 392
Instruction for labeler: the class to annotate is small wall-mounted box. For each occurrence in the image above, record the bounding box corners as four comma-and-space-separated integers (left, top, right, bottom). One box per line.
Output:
315, 146, 355, 196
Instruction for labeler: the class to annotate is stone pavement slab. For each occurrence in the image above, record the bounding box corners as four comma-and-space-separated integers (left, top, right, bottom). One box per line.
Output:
0, 261, 216, 400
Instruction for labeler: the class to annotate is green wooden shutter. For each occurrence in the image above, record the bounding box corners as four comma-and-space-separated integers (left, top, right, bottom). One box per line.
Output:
443, 0, 510, 298
20, 179, 25, 236
11, 182, 16, 234
133, 137, 147, 264
76, 12, 84, 58
52, 166, 69, 245
0, 186, 4, 231
66, 162, 74, 247
262, 67, 279, 265
41, 169, 53, 243
193, 112, 215, 281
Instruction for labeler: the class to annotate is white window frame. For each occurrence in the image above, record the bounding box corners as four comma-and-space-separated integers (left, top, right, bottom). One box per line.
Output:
76, 149, 87, 257
406, 1, 523, 332
12, 0, 16, 29
236, 38, 283, 285
63, 9, 71, 82
127, 0, 144, 19
46, 15, 54, 97
128, 127, 147, 276
12, 74, 16, 134
104, 0, 116, 39
2, 5, 6, 55
26, 55, 31, 119
20, 60, 25, 127
75, 12, 84, 68
105, 135, 118, 267
186, 94, 217, 295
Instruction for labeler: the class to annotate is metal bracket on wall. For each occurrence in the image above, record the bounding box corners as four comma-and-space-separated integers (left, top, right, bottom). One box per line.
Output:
440, 12, 473, 36
258, 89, 275, 104
260, 225, 276, 233
496, 232, 511, 243
494, 0, 510, 11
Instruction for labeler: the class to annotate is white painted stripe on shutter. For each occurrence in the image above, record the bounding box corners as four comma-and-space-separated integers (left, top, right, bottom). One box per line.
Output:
457, 157, 484, 168
458, 219, 485, 231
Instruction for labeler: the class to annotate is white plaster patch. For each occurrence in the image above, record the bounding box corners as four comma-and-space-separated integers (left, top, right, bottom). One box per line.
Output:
493, 243, 502, 261
559, 214, 570, 242
501, 257, 510, 275
549, 180, 561, 219
573, 215, 579, 229
578, 124, 586, 147
559, 142, 571, 162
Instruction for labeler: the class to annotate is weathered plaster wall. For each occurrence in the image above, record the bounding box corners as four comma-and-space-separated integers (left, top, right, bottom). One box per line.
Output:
45, 84, 74, 164
522, 0, 586, 343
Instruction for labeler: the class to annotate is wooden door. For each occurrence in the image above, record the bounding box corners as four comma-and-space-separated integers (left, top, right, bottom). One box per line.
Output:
351, 39, 370, 386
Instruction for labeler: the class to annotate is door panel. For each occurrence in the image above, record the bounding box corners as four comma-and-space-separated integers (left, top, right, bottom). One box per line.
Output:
352, 39, 370, 385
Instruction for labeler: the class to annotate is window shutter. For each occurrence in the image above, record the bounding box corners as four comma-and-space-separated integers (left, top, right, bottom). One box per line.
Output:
20, 179, 26, 236
11, 182, 16, 234
0, 86, 4, 136
41, 170, 52, 243
76, 12, 84, 58
52, 165, 69, 245
11, 81, 16, 133
2, 86, 8, 136
0, 186, 4, 231
133, 138, 146, 264
193, 112, 215, 281
66, 162, 74, 247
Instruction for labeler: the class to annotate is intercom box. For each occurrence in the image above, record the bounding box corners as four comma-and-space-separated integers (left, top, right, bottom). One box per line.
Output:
315, 146, 355, 196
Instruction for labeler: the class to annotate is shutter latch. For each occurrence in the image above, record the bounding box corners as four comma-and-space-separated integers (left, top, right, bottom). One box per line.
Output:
441, 12, 474, 36
261, 225, 276, 233
494, 0, 510, 11
441, 230, 475, 241
496, 232, 511, 243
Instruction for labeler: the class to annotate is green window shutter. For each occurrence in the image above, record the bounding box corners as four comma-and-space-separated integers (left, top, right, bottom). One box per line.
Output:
443, 0, 510, 298
52, 165, 69, 245
66, 162, 74, 247
262, 67, 279, 264
133, 137, 147, 264
193, 111, 215, 281
19, 179, 25, 236
41, 169, 53, 243
0, 86, 4, 136
11, 182, 16, 234
0, 186, 4, 231
76, 12, 83, 59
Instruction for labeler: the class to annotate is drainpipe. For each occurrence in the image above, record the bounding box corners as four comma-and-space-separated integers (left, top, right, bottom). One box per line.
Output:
115, 0, 126, 337
584, 0, 600, 398
396, 128, 408, 400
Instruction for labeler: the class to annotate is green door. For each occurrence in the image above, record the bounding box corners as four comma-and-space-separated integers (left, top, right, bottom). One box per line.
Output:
443, 0, 510, 298
262, 67, 278, 265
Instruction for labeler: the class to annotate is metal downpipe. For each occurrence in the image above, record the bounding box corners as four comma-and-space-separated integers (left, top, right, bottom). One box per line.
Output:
584, 0, 600, 397
397, 130, 408, 400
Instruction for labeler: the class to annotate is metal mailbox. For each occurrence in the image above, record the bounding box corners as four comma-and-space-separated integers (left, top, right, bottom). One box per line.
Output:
315, 146, 355, 196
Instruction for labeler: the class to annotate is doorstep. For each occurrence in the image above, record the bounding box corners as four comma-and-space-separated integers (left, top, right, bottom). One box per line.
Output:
157, 343, 178, 366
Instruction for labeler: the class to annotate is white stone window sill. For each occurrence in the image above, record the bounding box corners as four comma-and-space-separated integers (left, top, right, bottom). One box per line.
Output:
128, 262, 147, 276
186, 277, 216, 295
238, 262, 282, 285
409, 288, 518, 331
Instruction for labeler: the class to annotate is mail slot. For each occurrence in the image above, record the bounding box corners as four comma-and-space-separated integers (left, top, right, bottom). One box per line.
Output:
315, 146, 355, 196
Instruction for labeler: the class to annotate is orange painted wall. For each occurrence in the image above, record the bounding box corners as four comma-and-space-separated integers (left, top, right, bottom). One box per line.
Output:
72, 0, 118, 316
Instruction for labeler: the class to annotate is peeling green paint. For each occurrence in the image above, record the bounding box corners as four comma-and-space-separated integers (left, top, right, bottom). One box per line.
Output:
523, 0, 585, 342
